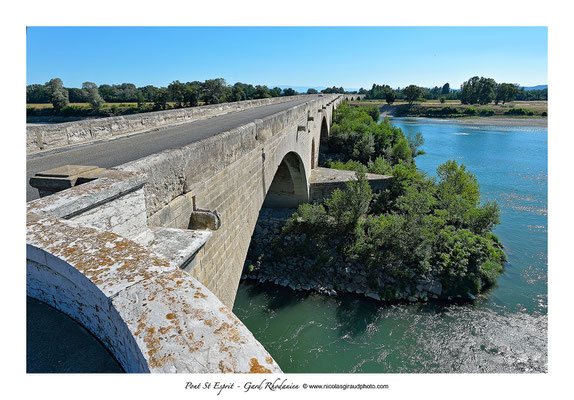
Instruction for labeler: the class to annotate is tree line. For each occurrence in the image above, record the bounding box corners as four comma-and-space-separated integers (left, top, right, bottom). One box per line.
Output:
358, 77, 547, 105
27, 78, 358, 113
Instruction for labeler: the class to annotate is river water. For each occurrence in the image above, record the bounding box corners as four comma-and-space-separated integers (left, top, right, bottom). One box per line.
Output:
232, 117, 548, 373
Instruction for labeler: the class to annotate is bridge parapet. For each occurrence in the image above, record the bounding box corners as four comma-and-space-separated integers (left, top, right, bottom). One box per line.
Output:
27, 94, 320, 154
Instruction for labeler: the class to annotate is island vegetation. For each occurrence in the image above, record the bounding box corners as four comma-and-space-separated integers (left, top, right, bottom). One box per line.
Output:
245, 103, 506, 302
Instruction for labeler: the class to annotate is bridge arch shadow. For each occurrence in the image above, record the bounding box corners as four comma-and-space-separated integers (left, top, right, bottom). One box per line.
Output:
263, 151, 308, 208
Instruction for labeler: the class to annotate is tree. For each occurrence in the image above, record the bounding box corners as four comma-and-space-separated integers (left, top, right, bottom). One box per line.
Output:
477, 77, 496, 105
439, 96, 446, 104
282, 88, 297, 96
183, 85, 199, 107
385, 88, 396, 105
495, 83, 520, 104
306, 88, 318, 94
254, 85, 271, 99
460, 76, 480, 105
82, 82, 104, 109
153, 87, 168, 110
168, 80, 186, 107
270, 87, 282, 97
441, 83, 450, 95
201, 78, 227, 105
403, 85, 422, 105
231, 85, 246, 102
27, 84, 51, 103
46, 78, 69, 112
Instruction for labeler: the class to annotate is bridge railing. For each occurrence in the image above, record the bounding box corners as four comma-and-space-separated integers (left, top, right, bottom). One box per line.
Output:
27, 94, 319, 154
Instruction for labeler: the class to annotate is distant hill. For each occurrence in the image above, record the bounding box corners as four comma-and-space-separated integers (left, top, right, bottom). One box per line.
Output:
522, 85, 547, 91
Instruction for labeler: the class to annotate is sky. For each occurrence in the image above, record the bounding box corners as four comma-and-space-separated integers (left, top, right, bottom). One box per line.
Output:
26, 27, 547, 90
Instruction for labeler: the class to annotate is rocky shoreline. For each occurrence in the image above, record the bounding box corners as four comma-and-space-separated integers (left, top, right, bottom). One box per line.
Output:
242, 208, 476, 303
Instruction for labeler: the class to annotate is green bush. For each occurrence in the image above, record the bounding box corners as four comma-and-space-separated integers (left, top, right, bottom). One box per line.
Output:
479, 109, 494, 116
504, 108, 534, 116
464, 107, 477, 115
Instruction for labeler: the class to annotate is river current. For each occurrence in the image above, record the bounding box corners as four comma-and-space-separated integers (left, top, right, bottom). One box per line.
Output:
232, 117, 548, 373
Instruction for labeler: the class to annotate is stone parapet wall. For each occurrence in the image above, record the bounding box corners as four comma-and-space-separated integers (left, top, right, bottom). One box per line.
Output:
26, 94, 315, 154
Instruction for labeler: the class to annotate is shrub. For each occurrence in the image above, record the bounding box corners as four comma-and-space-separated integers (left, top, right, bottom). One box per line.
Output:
504, 108, 534, 116
464, 107, 477, 115
479, 109, 494, 116
439, 96, 446, 104
541, 111, 548, 117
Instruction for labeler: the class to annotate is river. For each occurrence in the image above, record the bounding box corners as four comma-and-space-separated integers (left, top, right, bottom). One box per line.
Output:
232, 117, 548, 373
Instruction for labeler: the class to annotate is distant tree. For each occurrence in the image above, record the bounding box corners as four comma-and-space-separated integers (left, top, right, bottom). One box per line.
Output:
68, 87, 86, 103
270, 87, 282, 97
231, 85, 246, 102
46, 78, 69, 112
385, 88, 397, 105
441, 83, 450, 95
495, 83, 520, 104
168, 80, 187, 107
201, 78, 227, 105
358, 87, 367, 94
153, 87, 168, 110
82, 82, 104, 109
254, 85, 271, 99
183, 85, 199, 107
403, 85, 423, 105
460, 76, 480, 105
477, 77, 496, 105
26, 84, 51, 103
136, 92, 146, 108
306, 88, 318, 94
282, 88, 297, 96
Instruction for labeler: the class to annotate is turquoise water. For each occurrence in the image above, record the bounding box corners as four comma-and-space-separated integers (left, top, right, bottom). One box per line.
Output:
233, 117, 548, 373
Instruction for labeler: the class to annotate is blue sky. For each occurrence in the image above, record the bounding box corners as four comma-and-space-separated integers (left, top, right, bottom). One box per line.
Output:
26, 27, 547, 90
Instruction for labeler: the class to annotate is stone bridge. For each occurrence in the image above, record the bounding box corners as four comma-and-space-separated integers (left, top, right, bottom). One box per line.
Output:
26, 94, 350, 373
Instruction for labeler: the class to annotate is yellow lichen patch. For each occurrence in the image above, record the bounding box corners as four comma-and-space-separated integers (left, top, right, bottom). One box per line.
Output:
203, 317, 217, 327
266, 356, 274, 365
249, 358, 271, 373
194, 291, 207, 299
219, 360, 233, 373
165, 313, 177, 320
213, 322, 244, 343
159, 326, 173, 335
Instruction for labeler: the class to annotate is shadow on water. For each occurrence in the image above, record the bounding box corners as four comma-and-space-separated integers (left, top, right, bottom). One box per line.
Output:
334, 293, 380, 338
241, 279, 310, 311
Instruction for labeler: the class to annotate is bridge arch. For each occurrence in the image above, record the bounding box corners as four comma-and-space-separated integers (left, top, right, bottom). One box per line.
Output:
263, 151, 308, 208
320, 116, 329, 146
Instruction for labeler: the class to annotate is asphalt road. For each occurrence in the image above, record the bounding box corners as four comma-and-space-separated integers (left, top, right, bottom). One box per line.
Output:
27, 97, 314, 201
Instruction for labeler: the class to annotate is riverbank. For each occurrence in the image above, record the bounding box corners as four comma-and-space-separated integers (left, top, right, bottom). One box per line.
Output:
353, 100, 548, 123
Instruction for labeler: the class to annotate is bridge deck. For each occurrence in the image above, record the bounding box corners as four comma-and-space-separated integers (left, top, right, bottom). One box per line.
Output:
27, 97, 314, 201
